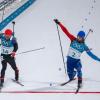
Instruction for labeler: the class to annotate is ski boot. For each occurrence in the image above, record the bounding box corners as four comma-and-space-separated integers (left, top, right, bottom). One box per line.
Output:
15, 69, 19, 81
78, 78, 82, 88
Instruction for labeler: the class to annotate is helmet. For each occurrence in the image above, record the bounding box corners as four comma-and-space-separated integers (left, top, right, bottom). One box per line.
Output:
77, 31, 85, 38
4, 29, 13, 36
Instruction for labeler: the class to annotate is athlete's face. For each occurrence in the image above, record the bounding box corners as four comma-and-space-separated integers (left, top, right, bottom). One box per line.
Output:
77, 36, 84, 42
5, 34, 12, 40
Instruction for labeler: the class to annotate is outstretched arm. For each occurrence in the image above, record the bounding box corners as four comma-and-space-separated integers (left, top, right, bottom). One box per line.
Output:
54, 19, 76, 41
86, 50, 100, 62
59, 23, 76, 41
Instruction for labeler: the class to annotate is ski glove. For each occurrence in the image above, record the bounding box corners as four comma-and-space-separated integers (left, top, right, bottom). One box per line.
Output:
54, 19, 60, 24
11, 52, 16, 57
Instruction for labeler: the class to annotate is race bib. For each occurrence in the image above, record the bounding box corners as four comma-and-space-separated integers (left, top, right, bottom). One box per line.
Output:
68, 47, 82, 59
1, 46, 14, 54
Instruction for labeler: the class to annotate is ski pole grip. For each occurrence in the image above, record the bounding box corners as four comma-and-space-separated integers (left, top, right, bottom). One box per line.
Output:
89, 29, 93, 33
12, 21, 15, 25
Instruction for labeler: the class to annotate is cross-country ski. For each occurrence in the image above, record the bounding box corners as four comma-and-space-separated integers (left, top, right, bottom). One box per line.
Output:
11, 79, 24, 86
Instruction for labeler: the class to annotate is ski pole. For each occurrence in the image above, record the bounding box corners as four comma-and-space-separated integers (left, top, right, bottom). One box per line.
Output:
85, 29, 93, 40
16, 47, 45, 55
55, 23, 66, 74
0, 4, 5, 33
12, 21, 15, 36
1, 5, 5, 21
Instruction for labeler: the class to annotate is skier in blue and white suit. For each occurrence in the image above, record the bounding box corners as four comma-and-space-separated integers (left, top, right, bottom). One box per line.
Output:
0, 29, 19, 87
54, 19, 100, 87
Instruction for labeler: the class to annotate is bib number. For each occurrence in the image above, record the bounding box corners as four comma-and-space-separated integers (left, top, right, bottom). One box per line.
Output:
1, 46, 14, 54
2, 49, 9, 54
72, 52, 76, 57
68, 47, 81, 59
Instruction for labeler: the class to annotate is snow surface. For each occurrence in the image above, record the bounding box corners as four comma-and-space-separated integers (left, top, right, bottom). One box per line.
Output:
0, 0, 100, 99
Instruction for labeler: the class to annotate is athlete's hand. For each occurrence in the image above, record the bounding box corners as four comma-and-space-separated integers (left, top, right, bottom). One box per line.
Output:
11, 52, 16, 57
